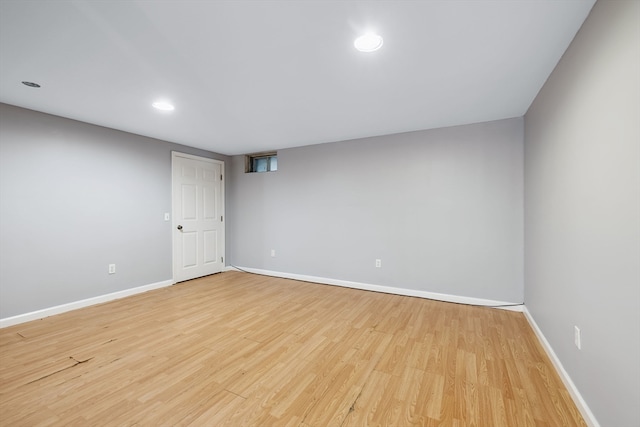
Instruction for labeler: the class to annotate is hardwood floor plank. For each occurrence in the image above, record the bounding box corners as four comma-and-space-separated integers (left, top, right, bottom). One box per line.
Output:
0, 271, 586, 426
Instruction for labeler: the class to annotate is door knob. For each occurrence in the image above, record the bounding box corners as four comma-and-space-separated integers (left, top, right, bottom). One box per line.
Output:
177, 225, 183, 230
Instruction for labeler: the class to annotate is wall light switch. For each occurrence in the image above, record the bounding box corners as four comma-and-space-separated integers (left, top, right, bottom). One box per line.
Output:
574, 326, 581, 350
108, 264, 116, 274
164, 213, 170, 221
271, 249, 276, 257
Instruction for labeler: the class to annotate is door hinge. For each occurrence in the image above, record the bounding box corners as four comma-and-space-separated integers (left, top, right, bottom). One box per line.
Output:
220, 174, 223, 181
221, 215, 223, 222
221, 256, 224, 263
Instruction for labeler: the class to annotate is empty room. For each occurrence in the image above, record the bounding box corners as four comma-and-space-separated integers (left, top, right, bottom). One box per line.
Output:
0, 1, 638, 426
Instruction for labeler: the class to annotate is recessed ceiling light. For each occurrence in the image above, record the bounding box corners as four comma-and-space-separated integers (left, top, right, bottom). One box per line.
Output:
152, 101, 175, 112
22, 81, 41, 88
354, 33, 383, 52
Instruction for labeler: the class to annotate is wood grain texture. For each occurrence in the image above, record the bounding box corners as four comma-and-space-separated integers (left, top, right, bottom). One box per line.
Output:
0, 271, 585, 426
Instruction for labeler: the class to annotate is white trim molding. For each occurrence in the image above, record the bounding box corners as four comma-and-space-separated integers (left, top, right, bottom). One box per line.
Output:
225, 266, 523, 311
0, 279, 175, 328
523, 307, 600, 427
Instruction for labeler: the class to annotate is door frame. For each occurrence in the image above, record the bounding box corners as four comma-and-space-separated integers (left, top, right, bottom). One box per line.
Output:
171, 151, 225, 282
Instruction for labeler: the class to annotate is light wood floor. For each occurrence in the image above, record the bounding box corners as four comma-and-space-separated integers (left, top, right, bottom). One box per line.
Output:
0, 271, 585, 426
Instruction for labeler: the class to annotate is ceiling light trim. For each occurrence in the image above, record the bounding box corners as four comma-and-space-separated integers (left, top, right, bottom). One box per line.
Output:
354, 33, 383, 52
152, 101, 175, 112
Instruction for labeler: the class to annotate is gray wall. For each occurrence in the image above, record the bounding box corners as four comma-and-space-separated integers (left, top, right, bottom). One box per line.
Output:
0, 103, 229, 318
229, 118, 524, 303
524, 1, 640, 426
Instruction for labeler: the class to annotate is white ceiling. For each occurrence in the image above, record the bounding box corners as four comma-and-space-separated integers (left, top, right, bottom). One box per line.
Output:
0, 0, 595, 156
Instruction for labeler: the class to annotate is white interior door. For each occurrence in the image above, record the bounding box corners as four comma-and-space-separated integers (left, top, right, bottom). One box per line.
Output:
172, 152, 224, 282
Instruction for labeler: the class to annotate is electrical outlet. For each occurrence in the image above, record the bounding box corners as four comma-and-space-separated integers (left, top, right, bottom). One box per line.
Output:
271, 249, 276, 257
574, 326, 581, 349
108, 264, 116, 274
375, 259, 381, 268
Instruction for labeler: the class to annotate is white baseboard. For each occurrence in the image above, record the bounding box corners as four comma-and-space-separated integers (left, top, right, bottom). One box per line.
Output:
225, 266, 523, 311
522, 307, 599, 427
0, 279, 175, 328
